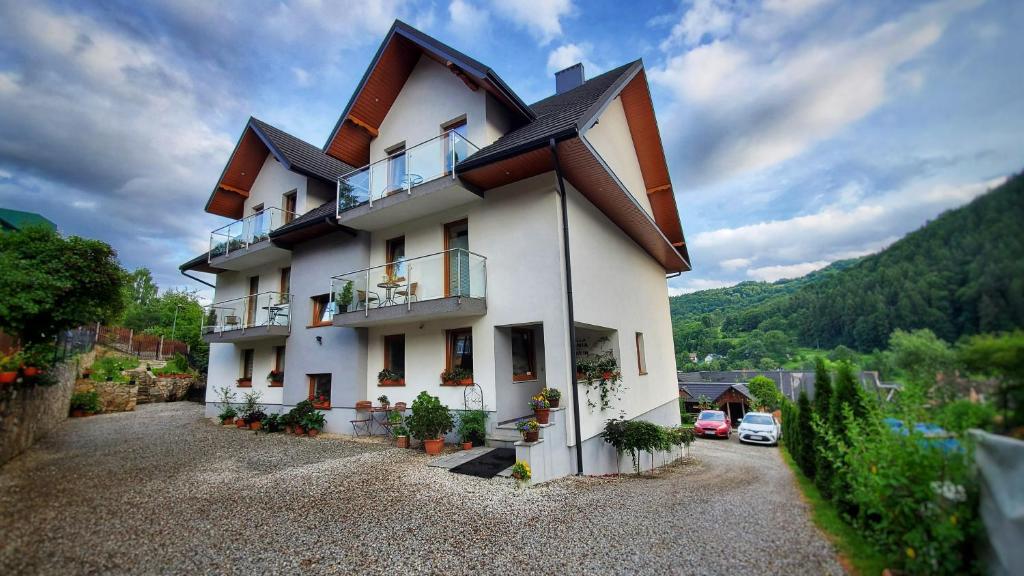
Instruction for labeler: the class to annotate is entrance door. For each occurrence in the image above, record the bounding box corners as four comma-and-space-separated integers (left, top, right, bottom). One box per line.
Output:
246, 276, 259, 326
445, 220, 469, 297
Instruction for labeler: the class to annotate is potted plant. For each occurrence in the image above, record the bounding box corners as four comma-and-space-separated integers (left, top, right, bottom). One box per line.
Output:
543, 387, 561, 408
267, 369, 284, 386
236, 377, 252, 387
302, 411, 326, 437
377, 394, 390, 410
248, 409, 267, 431
219, 405, 238, 425
0, 353, 21, 385
458, 409, 487, 450
511, 460, 531, 485
394, 423, 410, 448
377, 369, 404, 386
516, 419, 540, 443
337, 280, 354, 313
439, 367, 472, 386
310, 393, 330, 410
69, 390, 101, 417
280, 411, 296, 434
406, 391, 454, 455
289, 400, 315, 435
235, 417, 248, 428
529, 394, 551, 424
240, 390, 263, 429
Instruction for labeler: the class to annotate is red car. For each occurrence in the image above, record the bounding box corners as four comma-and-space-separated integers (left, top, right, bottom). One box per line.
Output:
694, 410, 731, 438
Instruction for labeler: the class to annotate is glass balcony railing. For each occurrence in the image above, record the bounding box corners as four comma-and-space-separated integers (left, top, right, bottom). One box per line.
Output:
330, 249, 486, 316
336, 130, 480, 214
201, 291, 292, 334
208, 207, 295, 261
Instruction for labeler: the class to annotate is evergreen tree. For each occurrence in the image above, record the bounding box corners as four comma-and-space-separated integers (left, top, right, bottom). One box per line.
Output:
812, 357, 834, 497
796, 390, 815, 478
831, 362, 866, 438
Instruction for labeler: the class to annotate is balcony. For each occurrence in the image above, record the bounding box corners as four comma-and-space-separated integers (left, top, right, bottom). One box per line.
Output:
335, 130, 483, 230
208, 207, 294, 270
330, 248, 486, 328
202, 291, 292, 343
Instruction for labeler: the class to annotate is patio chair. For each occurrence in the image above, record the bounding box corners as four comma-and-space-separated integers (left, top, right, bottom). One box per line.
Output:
395, 282, 418, 304
355, 290, 380, 310
350, 401, 373, 436
379, 402, 408, 442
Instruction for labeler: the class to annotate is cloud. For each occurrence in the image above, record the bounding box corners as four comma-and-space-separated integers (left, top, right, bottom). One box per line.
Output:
446, 0, 491, 42
660, 0, 735, 49
546, 42, 602, 76
490, 0, 573, 45
746, 260, 830, 282
650, 0, 980, 186
687, 175, 1006, 281
668, 278, 735, 296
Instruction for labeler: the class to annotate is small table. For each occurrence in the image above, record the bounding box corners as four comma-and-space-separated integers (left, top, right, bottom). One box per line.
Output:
376, 281, 402, 306
370, 405, 404, 436
262, 305, 285, 325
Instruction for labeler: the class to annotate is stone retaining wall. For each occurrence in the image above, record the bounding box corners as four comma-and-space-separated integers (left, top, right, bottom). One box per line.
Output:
72, 371, 196, 414
0, 350, 95, 467
73, 379, 138, 413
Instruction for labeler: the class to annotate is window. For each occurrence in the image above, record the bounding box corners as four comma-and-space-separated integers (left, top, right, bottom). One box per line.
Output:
511, 328, 536, 381
279, 267, 291, 301
246, 276, 259, 327
446, 328, 473, 372
270, 346, 285, 387
386, 143, 406, 193
636, 332, 647, 375
443, 117, 468, 174
311, 294, 331, 327
384, 334, 405, 372
283, 191, 297, 223
239, 349, 254, 386
386, 236, 406, 279
308, 374, 331, 407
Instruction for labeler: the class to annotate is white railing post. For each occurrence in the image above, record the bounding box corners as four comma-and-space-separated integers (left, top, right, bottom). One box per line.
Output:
406, 268, 412, 311
368, 169, 374, 208
451, 132, 457, 179
365, 269, 370, 318
406, 150, 412, 195
457, 248, 462, 300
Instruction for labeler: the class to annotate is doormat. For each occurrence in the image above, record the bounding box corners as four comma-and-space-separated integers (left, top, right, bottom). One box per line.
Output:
449, 448, 516, 479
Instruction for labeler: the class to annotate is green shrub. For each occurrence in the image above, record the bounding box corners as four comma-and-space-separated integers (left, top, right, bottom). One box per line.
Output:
796, 390, 815, 478
813, 357, 835, 497
601, 419, 689, 475
748, 375, 782, 411
406, 391, 454, 441
153, 353, 193, 376
934, 400, 996, 435
69, 390, 102, 413
457, 409, 487, 445
89, 355, 140, 383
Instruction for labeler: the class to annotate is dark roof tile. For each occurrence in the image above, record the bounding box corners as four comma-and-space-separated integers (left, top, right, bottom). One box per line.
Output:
250, 118, 355, 182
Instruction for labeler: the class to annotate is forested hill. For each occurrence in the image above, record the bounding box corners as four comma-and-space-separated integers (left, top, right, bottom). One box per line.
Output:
671, 172, 1024, 356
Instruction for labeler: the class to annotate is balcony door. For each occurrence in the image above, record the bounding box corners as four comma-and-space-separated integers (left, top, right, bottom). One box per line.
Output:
444, 119, 468, 175
445, 219, 469, 297
246, 276, 259, 327
386, 144, 406, 195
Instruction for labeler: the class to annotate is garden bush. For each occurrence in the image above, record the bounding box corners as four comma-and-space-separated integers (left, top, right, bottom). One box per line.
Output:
796, 390, 815, 478
89, 355, 140, 382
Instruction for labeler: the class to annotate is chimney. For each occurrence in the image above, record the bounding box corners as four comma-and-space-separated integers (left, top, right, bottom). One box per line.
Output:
555, 63, 585, 94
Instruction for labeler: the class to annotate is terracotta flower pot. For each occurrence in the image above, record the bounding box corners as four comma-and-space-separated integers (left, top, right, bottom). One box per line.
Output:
379, 403, 390, 411
423, 437, 444, 455
222, 418, 234, 426
380, 378, 404, 386
534, 408, 550, 425
307, 428, 319, 437
294, 425, 305, 436
71, 409, 84, 418
396, 435, 409, 448
235, 419, 247, 428
522, 430, 539, 443
22, 366, 40, 377
462, 441, 473, 450
283, 425, 293, 434
249, 421, 262, 431
0, 372, 17, 385
548, 397, 560, 409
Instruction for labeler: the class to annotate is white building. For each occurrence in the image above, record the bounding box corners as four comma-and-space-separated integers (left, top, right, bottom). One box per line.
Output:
181, 21, 691, 481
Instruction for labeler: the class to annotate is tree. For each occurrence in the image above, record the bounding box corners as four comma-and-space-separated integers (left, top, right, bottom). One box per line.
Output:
0, 227, 125, 343
124, 268, 158, 307
812, 358, 835, 497
830, 362, 867, 439
959, 331, 1024, 431
796, 390, 815, 478
889, 328, 959, 405
748, 375, 782, 411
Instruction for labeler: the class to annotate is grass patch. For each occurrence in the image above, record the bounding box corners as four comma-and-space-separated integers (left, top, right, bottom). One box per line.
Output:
780, 445, 888, 576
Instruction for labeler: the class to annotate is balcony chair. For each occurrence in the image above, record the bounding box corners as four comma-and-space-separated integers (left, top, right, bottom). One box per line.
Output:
350, 401, 373, 436
379, 402, 408, 442
224, 315, 240, 330
395, 282, 418, 304
355, 290, 380, 310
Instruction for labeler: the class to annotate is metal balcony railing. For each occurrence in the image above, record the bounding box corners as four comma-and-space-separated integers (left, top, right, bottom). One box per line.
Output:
201, 291, 292, 334
336, 129, 480, 215
330, 248, 486, 317
208, 207, 295, 261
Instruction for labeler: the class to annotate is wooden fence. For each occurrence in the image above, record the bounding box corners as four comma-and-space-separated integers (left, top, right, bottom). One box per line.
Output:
96, 325, 189, 360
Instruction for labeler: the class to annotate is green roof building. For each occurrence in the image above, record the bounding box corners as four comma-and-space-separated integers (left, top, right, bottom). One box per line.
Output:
0, 208, 56, 233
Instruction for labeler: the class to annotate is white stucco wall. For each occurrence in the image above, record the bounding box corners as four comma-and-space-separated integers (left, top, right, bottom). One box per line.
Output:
359, 173, 567, 421
564, 180, 680, 441
241, 154, 309, 216
370, 55, 489, 165
583, 96, 654, 217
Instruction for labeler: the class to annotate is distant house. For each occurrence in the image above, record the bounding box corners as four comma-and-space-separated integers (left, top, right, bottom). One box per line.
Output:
678, 382, 752, 425
0, 208, 56, 233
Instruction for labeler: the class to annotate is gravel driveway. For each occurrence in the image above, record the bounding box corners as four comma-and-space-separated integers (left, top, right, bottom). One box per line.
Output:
0, 403, 843, 575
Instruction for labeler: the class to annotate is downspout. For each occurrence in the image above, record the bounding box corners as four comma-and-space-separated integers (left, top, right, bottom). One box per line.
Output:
549, 137, 585, 476
180, 270, 215, 289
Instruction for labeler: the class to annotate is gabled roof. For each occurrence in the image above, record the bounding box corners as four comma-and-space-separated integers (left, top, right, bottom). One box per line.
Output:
0, 208, 56, 232
678, 382, 752, 402
204, 117, 354, 219
323, 19, 534, 168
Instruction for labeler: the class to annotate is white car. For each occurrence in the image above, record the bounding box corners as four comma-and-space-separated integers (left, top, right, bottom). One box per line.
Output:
737, 412, 780, 446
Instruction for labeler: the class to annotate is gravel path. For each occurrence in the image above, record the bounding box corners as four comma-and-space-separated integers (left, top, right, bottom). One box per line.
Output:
0, 403, 843, 575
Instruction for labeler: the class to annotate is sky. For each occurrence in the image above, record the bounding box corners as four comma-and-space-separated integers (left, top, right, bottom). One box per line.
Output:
0, 0, 1021, 300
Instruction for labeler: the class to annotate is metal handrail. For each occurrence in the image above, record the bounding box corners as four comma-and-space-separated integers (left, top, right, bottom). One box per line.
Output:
204, 290, 291, 307
200, 291, 292, 335
209, 207, 296, 262
328, 248, 487, 279
336, 129, 480, 214
210, 207, 295, 237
